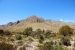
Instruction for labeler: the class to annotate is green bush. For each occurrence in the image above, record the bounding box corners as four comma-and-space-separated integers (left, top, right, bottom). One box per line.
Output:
44, 30, 51, 38
43, 41, 54, 50
23, 27, 33, 36
44, 30, 55, 38
35, 29, 44, 38
39, 35, 44, 43
0, 29, 4, 35
38, 41, 68, 50
36, 29, 43, 34
61, 37, 71, 46
0, 30, 11, 36
16, 35, 22, 40
59, 25, 73, 36
38, 41, 54, 50
4, 30, 11, 35
55, 44, 68, 50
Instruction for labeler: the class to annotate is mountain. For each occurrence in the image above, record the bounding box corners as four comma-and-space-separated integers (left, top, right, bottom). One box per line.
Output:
0, 16, 75, 33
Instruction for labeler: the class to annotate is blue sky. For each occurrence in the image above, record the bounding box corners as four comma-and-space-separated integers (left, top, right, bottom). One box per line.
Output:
0, 0, 75, 24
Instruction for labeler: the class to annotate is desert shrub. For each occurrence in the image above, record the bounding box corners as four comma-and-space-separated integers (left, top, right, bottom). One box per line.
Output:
0, 29, 4, 36
36, 29, 43, 34
4, 30, 11, 35
39, 41, 54, 50
10, 38, 14, 42
0, 30, 11, 36
28, 36, 34, 42
35, 29, 44, 38
44, 30, 55, 38
59, 25, 73, 36
39, 35, 44, 43
60, 37, 71, 46
23, 27, 33, 36
0, 42, 16, 50
29, 31, 35, 37
55, 44, 68, 50
16, 35, 22, 40
38, 41, 68, 50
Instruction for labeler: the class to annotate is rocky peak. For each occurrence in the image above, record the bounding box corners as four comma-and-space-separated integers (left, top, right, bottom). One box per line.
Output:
26, 16, 45, 23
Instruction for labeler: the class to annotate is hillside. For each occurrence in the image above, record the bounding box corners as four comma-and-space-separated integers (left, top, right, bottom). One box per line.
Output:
1, 16, 75, 33
0, 16, 75, 50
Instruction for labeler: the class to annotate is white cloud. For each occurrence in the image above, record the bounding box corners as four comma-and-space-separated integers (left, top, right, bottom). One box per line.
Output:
59, 19, 64, 21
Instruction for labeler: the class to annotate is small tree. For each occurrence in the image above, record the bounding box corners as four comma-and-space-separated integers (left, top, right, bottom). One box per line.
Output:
59, 25, 73, 36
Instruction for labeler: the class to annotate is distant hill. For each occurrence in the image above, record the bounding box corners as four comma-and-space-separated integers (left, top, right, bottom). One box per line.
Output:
0, 16, 75, 33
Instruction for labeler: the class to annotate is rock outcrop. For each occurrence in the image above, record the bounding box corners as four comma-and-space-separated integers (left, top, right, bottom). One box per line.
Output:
26, 16, 45, 23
